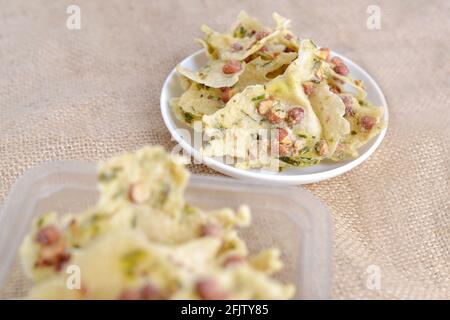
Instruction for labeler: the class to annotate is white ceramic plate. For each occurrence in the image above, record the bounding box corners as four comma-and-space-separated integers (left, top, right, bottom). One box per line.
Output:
161, 50, 388, 185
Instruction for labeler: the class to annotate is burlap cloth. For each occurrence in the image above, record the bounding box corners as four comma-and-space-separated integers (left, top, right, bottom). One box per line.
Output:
0, 0, 448, 299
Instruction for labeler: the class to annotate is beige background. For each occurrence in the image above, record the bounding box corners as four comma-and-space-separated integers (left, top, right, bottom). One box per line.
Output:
0, 0, 449, 299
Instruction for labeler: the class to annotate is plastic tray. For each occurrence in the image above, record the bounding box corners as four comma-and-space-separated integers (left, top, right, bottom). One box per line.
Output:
0, 161, 332, 299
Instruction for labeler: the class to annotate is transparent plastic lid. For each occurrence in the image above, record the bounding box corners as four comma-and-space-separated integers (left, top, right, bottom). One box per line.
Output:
0, 161, 332, 299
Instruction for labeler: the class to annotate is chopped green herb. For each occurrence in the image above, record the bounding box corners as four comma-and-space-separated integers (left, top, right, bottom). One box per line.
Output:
298, 146, 310, 155
239, 26, 246, 37
358, 100, 368, 107
233, 25, 247, 38
279, 156, 319, 167
121, 249, 147, 278
99, 167, 122, 182
323, 70, 332, 78
196, 83, 207, 90
183, 111, 194, 124
37, 217, 45, 228
251, 94, 266, 101
312, 58, 321, 70
183, 204, 197, 214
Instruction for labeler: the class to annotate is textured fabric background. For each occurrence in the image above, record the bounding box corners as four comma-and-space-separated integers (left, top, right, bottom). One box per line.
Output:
0, 0, 449, 299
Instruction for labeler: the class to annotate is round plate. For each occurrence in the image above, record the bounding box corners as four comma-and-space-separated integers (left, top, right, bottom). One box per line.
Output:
161, 50, 388, 185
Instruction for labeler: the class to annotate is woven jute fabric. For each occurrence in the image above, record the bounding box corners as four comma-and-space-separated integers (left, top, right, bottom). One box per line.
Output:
0, 0, 449, 299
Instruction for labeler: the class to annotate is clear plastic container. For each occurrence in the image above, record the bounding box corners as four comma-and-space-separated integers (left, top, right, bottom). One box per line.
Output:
0, 161, 331, 299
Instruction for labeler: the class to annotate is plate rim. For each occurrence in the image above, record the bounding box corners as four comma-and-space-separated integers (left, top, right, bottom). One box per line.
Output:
160, 49, 389, 185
